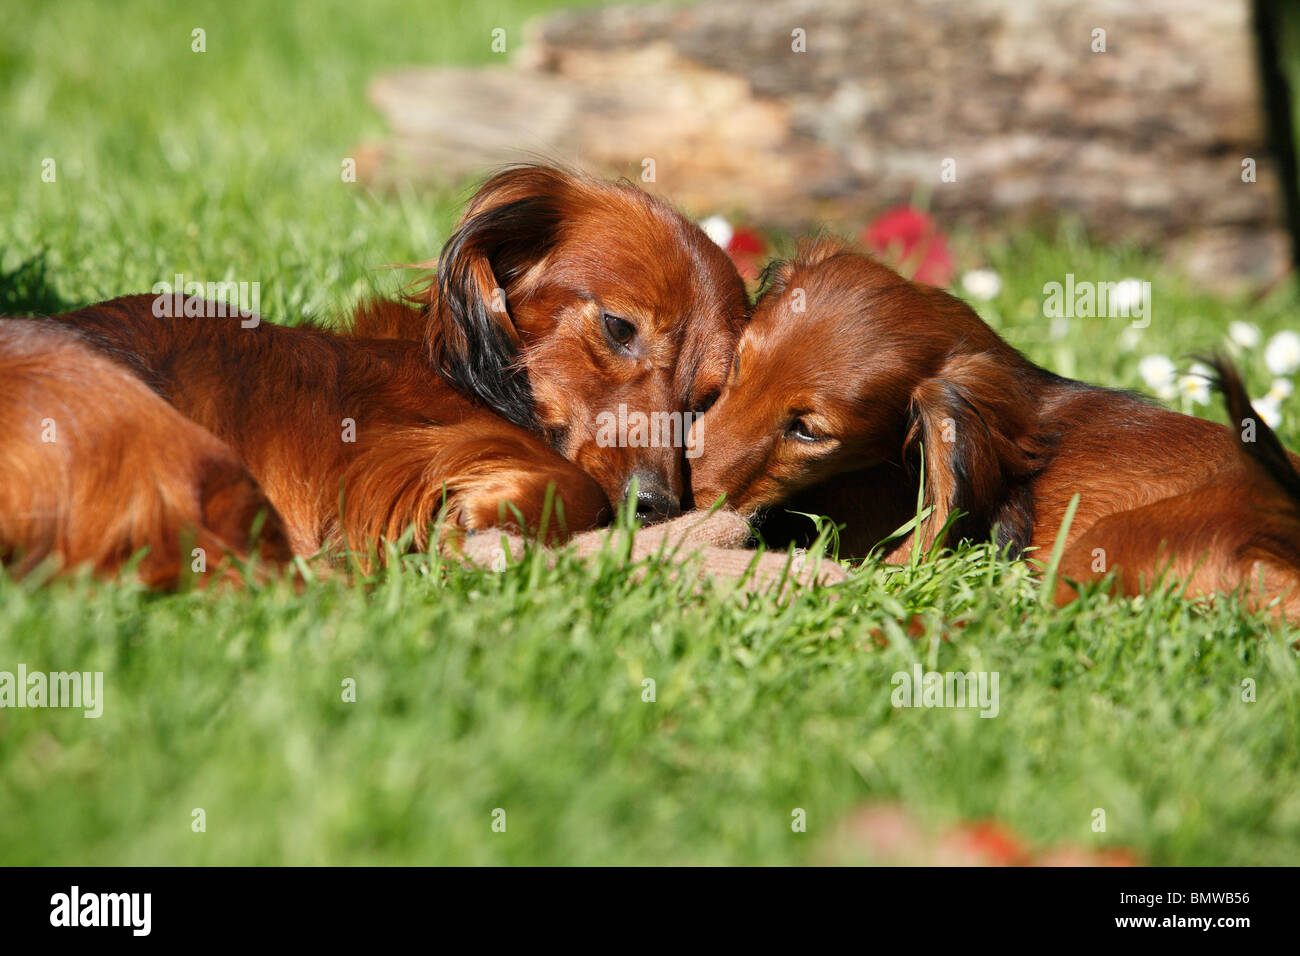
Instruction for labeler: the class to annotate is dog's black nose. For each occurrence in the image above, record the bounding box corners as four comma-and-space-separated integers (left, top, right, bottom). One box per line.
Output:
624, 476, 681, 524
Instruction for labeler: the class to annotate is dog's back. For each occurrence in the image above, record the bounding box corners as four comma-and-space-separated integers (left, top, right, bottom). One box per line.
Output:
0, 320, 291, 586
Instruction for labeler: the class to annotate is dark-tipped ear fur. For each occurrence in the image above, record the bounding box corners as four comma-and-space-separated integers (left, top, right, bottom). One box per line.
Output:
1210, 352, 1300, 501
431, 167, 572, 430
905, 352, 1052, 557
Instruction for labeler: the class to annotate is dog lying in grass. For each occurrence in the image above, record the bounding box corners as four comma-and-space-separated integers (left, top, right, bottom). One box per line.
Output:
0, 320, 292, 586
0, 166, 748, 584
688, 239, 1300, 616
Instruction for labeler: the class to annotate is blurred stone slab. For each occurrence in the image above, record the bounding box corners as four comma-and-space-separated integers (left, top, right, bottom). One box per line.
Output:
359, 0, 1289, 290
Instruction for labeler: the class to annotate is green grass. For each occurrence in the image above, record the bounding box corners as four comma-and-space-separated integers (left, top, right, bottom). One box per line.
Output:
1, 0, 1298, 865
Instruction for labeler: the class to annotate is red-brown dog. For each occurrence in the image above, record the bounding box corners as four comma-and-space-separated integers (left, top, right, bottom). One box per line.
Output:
1, 165, 746, 580
0, 321, 292, 586
690, 239, 1300, 615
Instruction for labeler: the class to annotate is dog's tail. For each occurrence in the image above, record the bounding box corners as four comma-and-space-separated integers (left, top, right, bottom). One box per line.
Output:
1209, 353, 1300, 503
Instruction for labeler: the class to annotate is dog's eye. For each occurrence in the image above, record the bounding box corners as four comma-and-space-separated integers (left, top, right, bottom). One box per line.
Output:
603, 313, 636, 349
786, 417, 821, 443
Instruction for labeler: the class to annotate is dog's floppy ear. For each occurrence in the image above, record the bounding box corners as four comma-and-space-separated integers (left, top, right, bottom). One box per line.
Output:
904, 351, 1048, 556
429, 166, 573, 431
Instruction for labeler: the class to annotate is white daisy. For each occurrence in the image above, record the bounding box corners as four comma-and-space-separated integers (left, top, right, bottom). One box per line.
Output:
1177, 373, 1210, 405
1265, 330, 1300, 376
961, 268, 1002, 302
1138, 354, 1176, 395
699, 215, 733, 250
1267, 378, 1294, 402
1228, 321, 1261, 349
1112, 278, 1146, 315
1254, 396, 1283, 427
1118, 328, 1144, 352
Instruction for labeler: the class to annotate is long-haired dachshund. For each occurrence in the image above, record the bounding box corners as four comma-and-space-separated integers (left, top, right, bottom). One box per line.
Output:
0, 321, 292, 586
689, 239, 1300, 616
1, 165, 746, 580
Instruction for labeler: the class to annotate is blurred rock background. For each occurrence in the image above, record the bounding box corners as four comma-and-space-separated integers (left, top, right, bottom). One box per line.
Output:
358, 0, 1300, 293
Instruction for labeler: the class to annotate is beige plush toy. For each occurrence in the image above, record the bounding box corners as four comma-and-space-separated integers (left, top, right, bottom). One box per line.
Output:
457, 509, 847, 597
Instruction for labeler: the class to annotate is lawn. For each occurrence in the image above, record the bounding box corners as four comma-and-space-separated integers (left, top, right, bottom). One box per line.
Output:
1, 0, 1298, 865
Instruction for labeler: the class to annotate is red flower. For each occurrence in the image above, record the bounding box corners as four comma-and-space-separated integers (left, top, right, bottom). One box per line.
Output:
822, 802, 1141, 866
728, 227, 766, 255
861, 207, 954, 287
942, 821, 1031, 866
727, 226, 767, 283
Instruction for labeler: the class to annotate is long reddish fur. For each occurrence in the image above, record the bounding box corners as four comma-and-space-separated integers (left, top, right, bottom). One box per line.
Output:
690, 239, 1300, 617
0, 165, 747, 583
0, 321, 292, 586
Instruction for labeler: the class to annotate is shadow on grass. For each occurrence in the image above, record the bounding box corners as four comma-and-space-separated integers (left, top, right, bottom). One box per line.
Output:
0, 253, 79, 316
